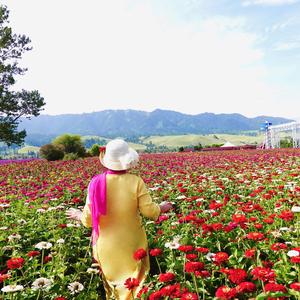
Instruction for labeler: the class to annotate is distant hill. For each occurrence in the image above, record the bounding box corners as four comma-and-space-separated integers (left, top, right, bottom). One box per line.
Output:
19, 109, 293, 144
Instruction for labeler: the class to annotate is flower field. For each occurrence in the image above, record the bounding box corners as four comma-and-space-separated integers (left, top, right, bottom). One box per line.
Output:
0, 149, 300, 300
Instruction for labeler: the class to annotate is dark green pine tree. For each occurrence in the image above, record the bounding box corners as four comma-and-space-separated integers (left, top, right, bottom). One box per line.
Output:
0, 5, 45, 146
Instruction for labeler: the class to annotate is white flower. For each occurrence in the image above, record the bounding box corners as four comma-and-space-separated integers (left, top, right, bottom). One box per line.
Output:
35, 242, 52, 250
56, 238, 65, 244
36, 208, 46, 213
8, 234, 21, 242
291, 206, 300, 213
31, 278, 53, 290
66, 223, 75, 227
164, 236, 181, 249
205, 252, 216, 261
287, 250, 300, 257
0, 226, 8, 230
68, 281, 84, 294
17, 219, 27, 225
176, 195, 186, 200
87, 268, 99, 274
279, 227, 290, 231
0, 203, 10, 208
91, 263, 100, 268
1, 285, 24, 292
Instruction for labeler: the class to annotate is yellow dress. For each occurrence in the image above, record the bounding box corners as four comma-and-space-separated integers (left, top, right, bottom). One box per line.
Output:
81, 173, 160, 300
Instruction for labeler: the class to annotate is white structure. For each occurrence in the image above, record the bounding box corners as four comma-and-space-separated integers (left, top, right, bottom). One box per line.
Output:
264, 121, 300, 149
221, 141, 235, 147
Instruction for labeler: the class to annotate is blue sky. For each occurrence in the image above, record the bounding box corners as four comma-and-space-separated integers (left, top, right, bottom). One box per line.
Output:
2, 0, 300, 119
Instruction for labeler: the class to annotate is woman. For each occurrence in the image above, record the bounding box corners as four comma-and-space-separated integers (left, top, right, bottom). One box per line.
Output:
66, 139, 172, 299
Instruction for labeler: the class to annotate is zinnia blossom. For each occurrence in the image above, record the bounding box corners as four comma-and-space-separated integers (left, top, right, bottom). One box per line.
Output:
180, 292, 198, 300
228, 268, 247, 284
236, 281, 256, 293
264, 283, 287, 293
133, 248, 147, 260
290, 282, 300, 291
6, 257, 25, 270
251, 267, 275, 282
185, 261, 204, 273
1, 285, 24, 293
159, 272, 175, 283
124, 278, 139, 290
150, 248, 163, 256
215, 286, 237, 299
213, 252, 229, 265
31, 278, 53, 290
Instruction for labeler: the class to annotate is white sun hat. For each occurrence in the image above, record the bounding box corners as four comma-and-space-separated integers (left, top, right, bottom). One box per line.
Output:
99, 139, 139, 171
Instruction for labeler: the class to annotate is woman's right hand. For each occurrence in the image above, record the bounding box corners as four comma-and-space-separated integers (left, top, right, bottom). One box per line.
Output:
159, 201, 173, 213
66, 208, 83, 222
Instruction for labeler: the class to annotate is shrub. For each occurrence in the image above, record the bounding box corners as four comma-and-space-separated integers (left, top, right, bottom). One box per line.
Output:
89, 144, 100, 156
52, 134, 86, 157
63, 153, 79, 161
39, 144, 64, 161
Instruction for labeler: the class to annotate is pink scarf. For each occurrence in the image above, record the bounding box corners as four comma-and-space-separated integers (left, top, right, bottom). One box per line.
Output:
88, 169, 126, 245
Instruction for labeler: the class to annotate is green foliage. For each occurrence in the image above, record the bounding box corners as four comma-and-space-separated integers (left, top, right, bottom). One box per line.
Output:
0, 5, 45, 146
52, 134, 86, 157
89, 144, 100, 156
194, 143, 203, 151
63, 152, 79, 161
280, 137, 293, 148
39, 144, 64, 161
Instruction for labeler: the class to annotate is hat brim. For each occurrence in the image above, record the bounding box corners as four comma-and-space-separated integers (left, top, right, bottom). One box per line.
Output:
99, 148, 138, 171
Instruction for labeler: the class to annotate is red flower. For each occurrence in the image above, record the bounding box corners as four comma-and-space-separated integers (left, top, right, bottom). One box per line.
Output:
290, 282, 300, 291
44, 255, 52, 264
251, 267, 275, 282
195, 247, 209, 254
291, 256, 300, 264
178, 245, 194, 253
160, 283, 181, 297
186, 254, 198, 261
137, 286, 149, 298
133, 248, 147, 260
215, 286, 237, 299
264, 283, 287, 293
124, 277, 139, 290
278, 210, 294, 221
159, 272, 175, 283
232, 214, 247, 223
150, 248, 162, 257
245, 249, 256, 258
180, 292, 199, 300
0, 273, 11, 283
213, 252, 229, 265
54, 297, 68, 300
7, 257, 25, 270
149, 291, 162, 300
228, 268, 247, 284
246, 232, 264, 241
27, 250, 40, 257
236, 281, 256, 293
270, 243, 287, 251
99, 146, 106, 153
185, 261, 204, 273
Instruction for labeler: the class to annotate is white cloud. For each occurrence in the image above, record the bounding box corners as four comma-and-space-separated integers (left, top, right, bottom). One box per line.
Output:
242, 0, 299, 6
2, 0, 298, 118
274, 39, 300, 50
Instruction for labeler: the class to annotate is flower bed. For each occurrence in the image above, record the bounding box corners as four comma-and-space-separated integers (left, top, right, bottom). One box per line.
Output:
0, 149, 300, 299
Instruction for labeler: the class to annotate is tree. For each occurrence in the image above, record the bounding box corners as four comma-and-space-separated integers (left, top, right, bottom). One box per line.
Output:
0, 5, 45, 146
39, 144, 64, 161
52, 134, 86, 157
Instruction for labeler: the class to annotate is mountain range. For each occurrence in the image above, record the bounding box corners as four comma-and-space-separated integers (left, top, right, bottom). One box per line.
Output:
19, 109, 293, 144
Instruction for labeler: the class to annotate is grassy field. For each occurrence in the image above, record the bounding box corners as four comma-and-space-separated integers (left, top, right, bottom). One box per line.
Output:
140, 133, 265, 148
